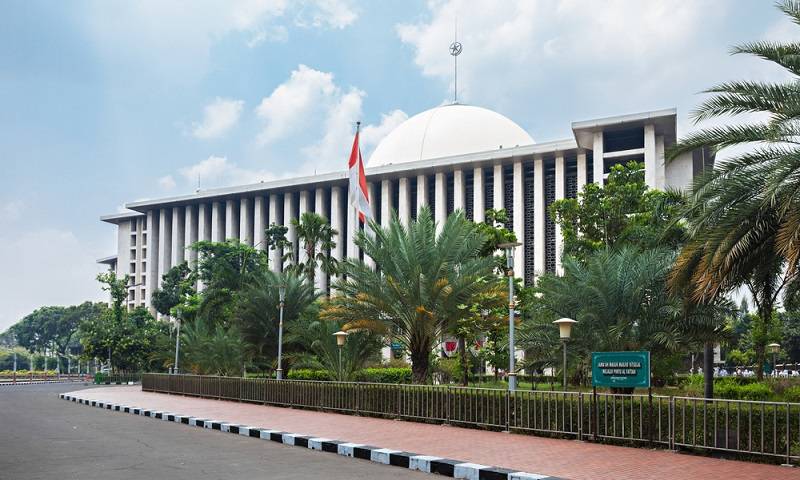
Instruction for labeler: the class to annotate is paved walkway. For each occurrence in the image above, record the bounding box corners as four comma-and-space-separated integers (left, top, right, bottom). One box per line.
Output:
68, 386, 799, 480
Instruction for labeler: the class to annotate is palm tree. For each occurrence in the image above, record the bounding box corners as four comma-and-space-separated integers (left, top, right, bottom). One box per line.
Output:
291, 212, 338, 287
180, 319, 246, 376
285, 316, 383, 381
666, 0, 800, 378
235, 270, 318, 369
322, 207, 497, 383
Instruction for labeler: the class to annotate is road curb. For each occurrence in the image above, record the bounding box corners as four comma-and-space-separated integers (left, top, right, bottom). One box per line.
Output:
60, 393, 563, 480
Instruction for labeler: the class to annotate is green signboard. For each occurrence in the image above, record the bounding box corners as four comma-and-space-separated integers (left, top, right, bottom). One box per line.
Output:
592, 351, 650, 389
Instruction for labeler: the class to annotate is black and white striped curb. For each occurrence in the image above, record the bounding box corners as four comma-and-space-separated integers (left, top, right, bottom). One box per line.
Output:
1, 380, 87, 386
60, 393, 563, 480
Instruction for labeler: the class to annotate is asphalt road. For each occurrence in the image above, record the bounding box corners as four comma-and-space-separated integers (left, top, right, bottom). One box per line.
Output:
0, 383, 427, 480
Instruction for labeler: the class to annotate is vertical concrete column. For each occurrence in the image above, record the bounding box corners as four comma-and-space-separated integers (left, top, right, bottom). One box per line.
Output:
655, 135, 666, 190
240, 198, 253, 246
380, 179, 393, 227
185, 205, 198, 266
398, 177, 411, 226
513, 160, 524, 276
314, 187, 329, 292
493, 164, 504, 211
554, 154, 565, 274
158, 208, 172, 288
298, 190, 311, 264
434, 172, 446, 233
146, 209, 160, 310
593, 131, 604, 187
254, 196, 266, 250
416, 174, 428, 214
196, 203, 210, 291
225, 199, 239, 241
453, 169, 465, 212
285, 193, 297, 268
473, 167, 485, 223
534, 156, 545, 276
171, 206, 185, 266
211, 201, 223, 242
644, 124, 656, 189
268, 194, 281, 272
577, 151, 587, 192
330, 186, 344, 275
364, 182, 378, 268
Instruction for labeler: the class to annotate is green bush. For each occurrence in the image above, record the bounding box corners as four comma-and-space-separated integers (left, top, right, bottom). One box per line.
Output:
287, 369, 333, 381
354, 367, 412, 384
714, 378, 773, 400
784, 386, 800, 403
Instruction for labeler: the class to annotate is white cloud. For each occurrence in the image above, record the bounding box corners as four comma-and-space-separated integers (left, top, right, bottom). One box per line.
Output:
157, 175, 177, 190
0, 200, 23, 223
360, 109, 408, 158
255, 65, 339, 144
82, 0, 358, 79
396, 1, 724, 105
179, 155, 277, 189
255, 64, 408, 175
0, 229, 105, 332
192, 98, 245, 139
294, 0, 358, 29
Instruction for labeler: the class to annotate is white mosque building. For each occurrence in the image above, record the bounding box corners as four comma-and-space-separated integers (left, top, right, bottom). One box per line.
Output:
99, 104, 709, 313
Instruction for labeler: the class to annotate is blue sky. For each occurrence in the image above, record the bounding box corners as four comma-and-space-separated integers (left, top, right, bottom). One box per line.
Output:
0, 0, 793, 331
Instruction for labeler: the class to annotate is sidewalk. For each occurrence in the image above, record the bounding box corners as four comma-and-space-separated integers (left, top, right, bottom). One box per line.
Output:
67, 386, 798, 480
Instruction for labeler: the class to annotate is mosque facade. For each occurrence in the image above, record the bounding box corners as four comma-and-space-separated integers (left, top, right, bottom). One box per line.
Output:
100, 104, 708, 313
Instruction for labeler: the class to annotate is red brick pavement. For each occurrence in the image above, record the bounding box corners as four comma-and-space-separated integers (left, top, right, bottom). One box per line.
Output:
68, 386, 799, 480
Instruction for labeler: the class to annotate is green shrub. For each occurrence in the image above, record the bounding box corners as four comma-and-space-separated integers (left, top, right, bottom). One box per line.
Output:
287, 369, 333, 381
784, 386, 800, 403
714, 378, 773, 400
355, 367, 412, 384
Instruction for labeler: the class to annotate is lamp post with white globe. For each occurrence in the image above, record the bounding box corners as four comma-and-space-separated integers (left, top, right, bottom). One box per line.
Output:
553, 318, 577, 389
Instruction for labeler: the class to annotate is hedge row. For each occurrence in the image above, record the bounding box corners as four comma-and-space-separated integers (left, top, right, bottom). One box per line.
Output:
287, 368, 412, 383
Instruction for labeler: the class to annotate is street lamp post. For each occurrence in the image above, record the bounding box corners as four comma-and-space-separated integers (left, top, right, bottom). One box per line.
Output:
498, 241, 522, 392
276, 284, 287, 380
174, 309, 182, 375
333, 331, 348, 380
768, 343, 781, 377
553, 318, 577, 389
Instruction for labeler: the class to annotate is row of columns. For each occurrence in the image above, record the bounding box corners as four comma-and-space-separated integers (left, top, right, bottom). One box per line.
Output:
142, 152, 604, 309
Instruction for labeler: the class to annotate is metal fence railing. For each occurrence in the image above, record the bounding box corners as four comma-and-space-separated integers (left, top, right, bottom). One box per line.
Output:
0, 373, 88, 384
141, 373, 800, 465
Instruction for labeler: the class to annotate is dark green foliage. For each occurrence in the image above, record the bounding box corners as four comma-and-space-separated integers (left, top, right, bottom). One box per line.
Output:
549, 161, 686, 262
354, 367, 412, 384
287, 369, 333, 381
151, 262, 196, 317
324, 206, 498, 383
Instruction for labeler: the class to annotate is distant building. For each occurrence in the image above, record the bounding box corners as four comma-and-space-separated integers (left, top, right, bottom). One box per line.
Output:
99, 104, 710, 313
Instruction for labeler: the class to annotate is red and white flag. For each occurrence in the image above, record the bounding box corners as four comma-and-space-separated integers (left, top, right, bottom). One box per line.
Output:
348, 125, 371, 223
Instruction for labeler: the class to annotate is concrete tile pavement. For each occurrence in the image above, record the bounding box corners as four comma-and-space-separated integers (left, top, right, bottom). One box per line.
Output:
68, 386, 799, 480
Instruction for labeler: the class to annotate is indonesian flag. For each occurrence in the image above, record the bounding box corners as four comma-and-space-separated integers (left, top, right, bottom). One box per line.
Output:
348, 127, 371, 223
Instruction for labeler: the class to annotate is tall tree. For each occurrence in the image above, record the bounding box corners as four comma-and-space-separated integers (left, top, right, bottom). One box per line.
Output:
666, 0, 800, 379
323, 207, 497, 383
290, 212, 338, 287
191, 240, 267, 325
550, 161, 686, 263
235, 270, 318, 368
151, 262, 196, 319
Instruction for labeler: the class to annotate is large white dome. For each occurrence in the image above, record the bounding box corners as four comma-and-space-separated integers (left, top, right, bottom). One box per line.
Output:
368, 104, 534, 167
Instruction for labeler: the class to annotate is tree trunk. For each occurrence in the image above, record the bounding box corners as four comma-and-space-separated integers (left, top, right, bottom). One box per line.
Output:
704, 341, 714, 399
410, 348, 429, 384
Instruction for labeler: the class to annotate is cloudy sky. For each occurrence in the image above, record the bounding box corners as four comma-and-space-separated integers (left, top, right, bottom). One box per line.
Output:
0, 0, 794, 331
